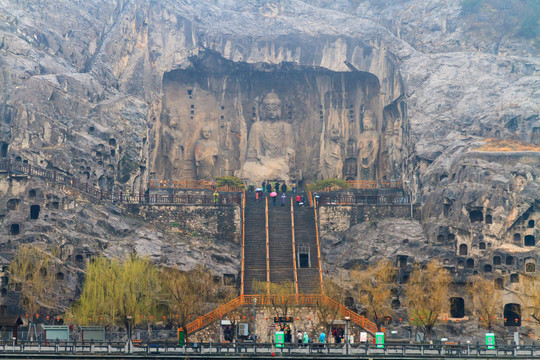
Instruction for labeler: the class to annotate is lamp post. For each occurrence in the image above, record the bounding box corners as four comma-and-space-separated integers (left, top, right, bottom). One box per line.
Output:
126, 316, 132, 354
252, 298, 257, 342
344, 316, 350, 355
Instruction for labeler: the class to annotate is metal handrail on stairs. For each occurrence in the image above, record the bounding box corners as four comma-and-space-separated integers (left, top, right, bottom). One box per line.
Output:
241, 189, 246, 295
184, 294, 381, 335
290, 197, 299, 295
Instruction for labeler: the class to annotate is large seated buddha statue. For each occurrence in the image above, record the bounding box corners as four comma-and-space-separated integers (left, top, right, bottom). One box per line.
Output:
241, 92, 295, 184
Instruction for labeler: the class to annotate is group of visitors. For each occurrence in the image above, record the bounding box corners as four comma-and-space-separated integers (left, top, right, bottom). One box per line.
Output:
331, 327, 345, 344
294, 330, 326, 344
255, 180, 296, 206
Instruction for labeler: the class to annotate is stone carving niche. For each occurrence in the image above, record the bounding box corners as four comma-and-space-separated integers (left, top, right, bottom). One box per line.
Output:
153, 52, 405, 184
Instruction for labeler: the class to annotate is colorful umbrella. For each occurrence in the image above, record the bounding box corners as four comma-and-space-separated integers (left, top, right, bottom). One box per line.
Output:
270, 192, 277, 197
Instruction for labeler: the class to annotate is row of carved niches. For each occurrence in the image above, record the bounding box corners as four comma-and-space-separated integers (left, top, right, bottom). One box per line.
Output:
155, 56, 405, 184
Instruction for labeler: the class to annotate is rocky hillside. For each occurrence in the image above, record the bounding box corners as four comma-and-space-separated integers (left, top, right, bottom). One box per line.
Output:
0, 0, 538, 320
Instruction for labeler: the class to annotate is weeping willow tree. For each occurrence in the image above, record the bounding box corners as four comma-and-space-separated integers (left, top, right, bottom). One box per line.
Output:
9, 244, 56, 318
69, 255, 160, 332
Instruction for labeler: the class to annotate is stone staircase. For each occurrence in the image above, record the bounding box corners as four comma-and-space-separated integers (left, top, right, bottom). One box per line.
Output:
243, 194, 267, 294
294, 203, 322, 294
268, 197, 295, 285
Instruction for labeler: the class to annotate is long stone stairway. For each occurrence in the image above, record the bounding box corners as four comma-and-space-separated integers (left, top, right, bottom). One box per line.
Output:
243, 194, 267, 294
294, 203, 322, 293
268, 197, 295, 285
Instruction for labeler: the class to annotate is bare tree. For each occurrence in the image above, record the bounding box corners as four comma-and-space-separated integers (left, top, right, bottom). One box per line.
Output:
350, 259, 397, 331
404, 260, 451, 341
9, 244, 56, 318
315, 278, 346, 334
468, 275, 502, 331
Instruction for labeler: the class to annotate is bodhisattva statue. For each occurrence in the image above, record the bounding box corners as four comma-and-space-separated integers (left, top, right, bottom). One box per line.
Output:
242, 92, 295, 184
357, 111, 380, 180
319, 128, 343, 179
383, 120, 401, 180
194, 125, 218, 181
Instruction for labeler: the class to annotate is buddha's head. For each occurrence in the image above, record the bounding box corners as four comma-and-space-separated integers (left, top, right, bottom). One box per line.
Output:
200, 125, 212, 139
329, 128, 340, 142
261, 91, 282, 121
363, 111, 377, 132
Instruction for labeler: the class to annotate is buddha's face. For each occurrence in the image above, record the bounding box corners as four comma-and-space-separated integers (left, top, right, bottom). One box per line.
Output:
364, 116, 376, 131
330, 129, 340, 142
263, 99, 282, 121
201, 126, 211, 139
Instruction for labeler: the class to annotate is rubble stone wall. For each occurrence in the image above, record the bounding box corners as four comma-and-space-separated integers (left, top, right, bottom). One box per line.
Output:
319, 204, 421, 235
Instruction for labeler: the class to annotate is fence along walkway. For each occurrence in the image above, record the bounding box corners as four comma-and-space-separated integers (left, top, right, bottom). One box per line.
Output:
0, 159, 241, 205
185, 294, 381, 335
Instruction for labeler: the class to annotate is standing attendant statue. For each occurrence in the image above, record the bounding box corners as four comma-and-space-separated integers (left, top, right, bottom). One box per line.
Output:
357, 111, 380, 180
194, 125, 218, 181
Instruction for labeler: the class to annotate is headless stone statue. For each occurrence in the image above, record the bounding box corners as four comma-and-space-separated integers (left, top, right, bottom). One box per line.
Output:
242, 92, 295, 184
319, 128, 343, 179
194, 125, 218, 181
357, 111, 380, 180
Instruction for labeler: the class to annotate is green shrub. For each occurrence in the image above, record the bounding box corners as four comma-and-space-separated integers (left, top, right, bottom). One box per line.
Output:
307, 178, 350, 192
215, 175, 245, 189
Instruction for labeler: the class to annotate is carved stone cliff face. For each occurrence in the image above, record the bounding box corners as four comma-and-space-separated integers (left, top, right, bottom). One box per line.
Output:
0, 0, 538, 292
153, 52, 405, 184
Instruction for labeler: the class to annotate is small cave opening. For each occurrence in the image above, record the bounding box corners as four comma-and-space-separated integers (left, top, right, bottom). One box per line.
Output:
448, 234, 455, 241
466, 258, 475, 269
524, 235, 535, 246
450, 297, 465, 318
6, 199, 20, 211
528, 220, 535, 228
525, 262, 535, 272
504, 303, 521, 326
513, 233, 521, 243
506, 256, 514, 266
510, 273, 519, 283
484, 264, 492, 273
493, 256, 502, 265
88, 126, 95, 134
391, 299, 401, 309
0, 288, 6, 297
9, 223, 19, 235
30, 205, 40, 220
0, 143, 8, 157
56, 272, 64, 281
75, 254, 84, 264
495, 278, 504, 290
109, 138, 117, 147
398, 255, 408, 268
437, 234, 445, 242
469, 210, 484, 223
485, 214, 492, 224
459, 244, 468, 256
479, 242, 486, 250
444, 203, 451, 218
344, 296, 354, 307
15, 156, 21, 163
51, 201, 59, 210
29, 189, 37, 198
110, 149, 116, 157
39, 267, 47, 277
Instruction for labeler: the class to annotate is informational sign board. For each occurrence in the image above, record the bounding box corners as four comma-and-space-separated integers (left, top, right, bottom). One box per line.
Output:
275, 331, 284, 348
360, 332, 367, 342
485, 333, 495, 349
375, 332, 385, 349
178, 329, 185, 346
